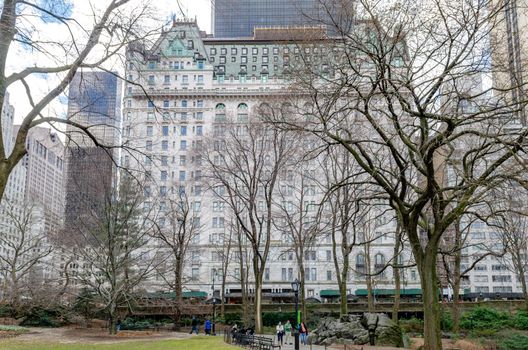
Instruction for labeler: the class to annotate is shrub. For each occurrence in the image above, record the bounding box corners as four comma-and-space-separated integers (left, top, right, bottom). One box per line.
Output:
19, 307, 68, 327
0, 325, 30, 333
460, 307, 511, 331
512, 311, 528, 330
498, 333, 528, 350
224, 313, 242, 325
262, 312, 296, 327
399, 317, 423, 333
441, 310, 453, 332
121, 317, 157, 330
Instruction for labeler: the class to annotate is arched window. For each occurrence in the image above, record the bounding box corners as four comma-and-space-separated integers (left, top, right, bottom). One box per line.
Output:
374, 253, 385, 274
356, 254, 366, 276
215, 103, 226, 122
237, 103, 248, 122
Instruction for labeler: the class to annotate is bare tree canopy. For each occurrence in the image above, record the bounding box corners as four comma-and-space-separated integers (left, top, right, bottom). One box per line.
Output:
0, 0, 157, 201
263, 0, 528, 348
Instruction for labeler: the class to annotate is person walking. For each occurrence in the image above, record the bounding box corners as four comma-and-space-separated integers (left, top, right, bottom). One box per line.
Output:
190, 316, 199, 335
300, 322, 309, 345
284, 320, 292, 345
204, 318, 212, 335
276, 321, 284, 345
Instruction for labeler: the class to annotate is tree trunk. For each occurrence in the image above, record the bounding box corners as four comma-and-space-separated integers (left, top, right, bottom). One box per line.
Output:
392, 230, 401, 323
365, 246, 374, 312
419, 250, 442, 350
298, 258, 307, 322
515, 256, 528, 311
173, 260, 183, 331
451, 219, 462, 333
339, 258, 349, 317
254, 276, 263, 333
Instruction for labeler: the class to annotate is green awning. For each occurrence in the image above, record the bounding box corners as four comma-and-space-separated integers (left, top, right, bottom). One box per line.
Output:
320, 289, 341, 297
355, 288, 422, 297
147, 291, 207, 299
183, 291, 208, 298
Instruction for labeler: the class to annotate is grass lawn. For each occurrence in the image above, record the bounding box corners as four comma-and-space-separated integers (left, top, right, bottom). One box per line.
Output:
1, 336, 239, 350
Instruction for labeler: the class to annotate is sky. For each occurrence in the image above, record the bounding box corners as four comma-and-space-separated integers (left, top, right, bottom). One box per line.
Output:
5, 0, 212, 126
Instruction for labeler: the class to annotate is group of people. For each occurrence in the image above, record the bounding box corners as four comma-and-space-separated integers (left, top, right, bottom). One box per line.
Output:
189, 316, 214, 335
276, 320, 309, 346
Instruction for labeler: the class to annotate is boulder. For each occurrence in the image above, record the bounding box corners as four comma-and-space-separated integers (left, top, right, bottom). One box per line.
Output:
310, 313, 403, 347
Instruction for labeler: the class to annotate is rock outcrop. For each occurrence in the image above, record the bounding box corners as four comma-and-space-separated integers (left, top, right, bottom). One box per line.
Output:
309, 313, 403, 347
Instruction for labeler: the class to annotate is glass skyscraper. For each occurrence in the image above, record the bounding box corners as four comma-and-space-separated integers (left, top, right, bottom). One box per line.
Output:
212, 0, 329, 38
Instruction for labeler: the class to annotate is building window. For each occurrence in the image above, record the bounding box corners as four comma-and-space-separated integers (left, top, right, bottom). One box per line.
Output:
237, 103, 248, 122
327, 270, 332, 281
146, 126, 153, 136
182, 100, 188, 107
241, 56, 247, 63
265, 268, 270, 281
181, 125, 187, 136
356, 254, 366, 276
162, 125, 169, 136
161, 140, 168, 151
197, 75, 204, 83
180, 140, 187, 150
160, 170, 168, 181
182, 75, 188, 84
242, 47, 247, 55
210, 48, 216, 55
220, 56, 226, 64
273, 47, 279, 54
215, 103, 226, 121
179, 171, 186, 181
252, 47, 258, 55
147, 100, 154, 108
161, 155, 168, 166
146, 140, 152, 151
221, 48, 227, 55
196, 125, 203, 136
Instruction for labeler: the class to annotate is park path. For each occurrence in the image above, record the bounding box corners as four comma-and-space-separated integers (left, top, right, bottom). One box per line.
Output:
11, 327, 192, 344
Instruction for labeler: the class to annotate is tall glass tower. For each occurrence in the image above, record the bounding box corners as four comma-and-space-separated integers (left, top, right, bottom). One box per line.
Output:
212, 0, 329, 38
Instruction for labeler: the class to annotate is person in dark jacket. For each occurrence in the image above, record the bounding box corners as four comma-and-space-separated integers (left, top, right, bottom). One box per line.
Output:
190, 316, 199, 335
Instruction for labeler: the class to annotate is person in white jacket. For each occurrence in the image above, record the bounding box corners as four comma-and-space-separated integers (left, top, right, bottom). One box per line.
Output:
276, 321, 284, 345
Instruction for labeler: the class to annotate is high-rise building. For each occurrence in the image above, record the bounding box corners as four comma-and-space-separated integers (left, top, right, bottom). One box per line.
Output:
122, 19, 418, 301
491, 0, 528, 126
63, 71, 121, 236
22, 127, 65, 236
212, 0, 330, 37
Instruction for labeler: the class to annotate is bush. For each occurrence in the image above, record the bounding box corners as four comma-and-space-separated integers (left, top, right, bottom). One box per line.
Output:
223, 313, 242, 325
399, 317, 423, 333
460, 307, 511, 331
441, 310, 453, 332
262, 312, 296, 327
498, 333, 528, 350
121, 317, 158, 330
19, 307, 68, 327
0, 325, 30, 333
512, 311, 528, 330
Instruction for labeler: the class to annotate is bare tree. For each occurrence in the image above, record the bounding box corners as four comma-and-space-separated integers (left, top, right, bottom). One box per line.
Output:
318, 147, 368, 317
495, 184, 528, 311
70, 177, 157, 334
0, 199, 52, 314
152, 184, 200, 330
274, 155, 320, 321
265, 1, 528, 348
204, 114, 296, 333
0, 0, 156, 201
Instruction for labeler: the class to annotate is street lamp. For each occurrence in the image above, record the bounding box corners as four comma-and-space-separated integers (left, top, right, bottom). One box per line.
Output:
291, 278, 301, 350
212, 269, 217, 336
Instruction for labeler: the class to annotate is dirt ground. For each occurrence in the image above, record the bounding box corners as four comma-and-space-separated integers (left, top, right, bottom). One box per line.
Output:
9, 327, 193, 344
